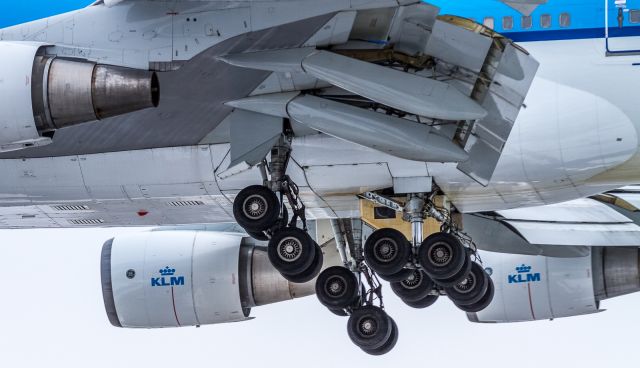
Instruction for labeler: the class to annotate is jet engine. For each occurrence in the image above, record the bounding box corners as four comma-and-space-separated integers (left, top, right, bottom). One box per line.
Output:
0, 41, 159, 153
468, 247, 640, 323
101, 229, 334, 328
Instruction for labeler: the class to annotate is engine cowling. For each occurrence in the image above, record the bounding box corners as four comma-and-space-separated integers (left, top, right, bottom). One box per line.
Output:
100, 229, 336, 328
468, 247, 640, 323
0, 41, 159, 153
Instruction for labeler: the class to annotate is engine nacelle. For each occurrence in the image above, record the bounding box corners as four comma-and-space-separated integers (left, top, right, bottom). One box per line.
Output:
468, 247, 640, 323
0, 41, 159, 153
101, 229, 331, 328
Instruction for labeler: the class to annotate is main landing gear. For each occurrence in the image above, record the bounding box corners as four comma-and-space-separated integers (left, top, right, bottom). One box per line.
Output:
362, 193, 495, 314
232, 135, 323, 283
232, 135, 492, 355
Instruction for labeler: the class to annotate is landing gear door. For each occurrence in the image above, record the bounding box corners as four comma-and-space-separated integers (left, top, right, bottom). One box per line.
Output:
605, 0, 640, 55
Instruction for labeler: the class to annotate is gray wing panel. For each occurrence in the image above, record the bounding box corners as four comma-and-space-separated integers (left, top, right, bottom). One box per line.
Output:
0, 14, 333, 159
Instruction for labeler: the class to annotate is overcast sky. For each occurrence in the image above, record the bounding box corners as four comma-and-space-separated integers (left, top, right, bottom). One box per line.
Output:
0, 228, 639, 368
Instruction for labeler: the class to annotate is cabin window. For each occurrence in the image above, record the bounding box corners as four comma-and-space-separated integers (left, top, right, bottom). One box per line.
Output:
630, 10, 640, 24
560, 13, 571, 27
503, 16, 514, 30
522, 16, 532, 29
483, 17, 495, 29
540, 14, 552, 28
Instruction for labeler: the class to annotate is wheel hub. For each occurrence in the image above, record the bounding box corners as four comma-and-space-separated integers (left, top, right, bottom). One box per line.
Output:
454, 273, 476, 294
277, 237, 302, 262
243, 194, 268, 220
359, 317, 378, 336
401, 270, 423, 289
373, 238, 397, 263
326, 276, 347, 297
429, 242, 452, 267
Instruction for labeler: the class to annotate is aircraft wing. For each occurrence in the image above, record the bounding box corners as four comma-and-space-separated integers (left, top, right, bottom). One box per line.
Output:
0, 1, 538, 188
464, 188, 640, 258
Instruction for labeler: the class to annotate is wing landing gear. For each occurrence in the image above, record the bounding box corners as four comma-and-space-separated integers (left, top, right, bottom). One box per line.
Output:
232, 134, 322, 283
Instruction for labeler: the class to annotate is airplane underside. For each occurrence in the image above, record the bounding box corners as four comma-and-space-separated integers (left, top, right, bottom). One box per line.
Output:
1, 0, 640, 356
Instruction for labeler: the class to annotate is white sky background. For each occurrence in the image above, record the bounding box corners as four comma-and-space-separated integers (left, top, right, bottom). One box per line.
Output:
0, 228, 638, 368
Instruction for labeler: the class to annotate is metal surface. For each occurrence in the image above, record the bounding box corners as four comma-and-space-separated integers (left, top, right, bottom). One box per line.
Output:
0, 14, 333, 159
0, 42, 51, 152
33, 58, 159, 131
330, 219, 350, 266
592, 247, 640, 300
92, 64, 159, 120
471, 250, 599, 323
46, 59, 97, 127
287, 95, 469, 162
251, 241, 343, 306
406, 195, 426, 247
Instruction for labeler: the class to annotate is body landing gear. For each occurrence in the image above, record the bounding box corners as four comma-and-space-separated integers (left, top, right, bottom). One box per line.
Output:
361, 191, 494, 313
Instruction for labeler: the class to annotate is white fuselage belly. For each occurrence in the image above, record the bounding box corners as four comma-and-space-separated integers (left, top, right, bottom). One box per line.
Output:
0, 37, 639, 221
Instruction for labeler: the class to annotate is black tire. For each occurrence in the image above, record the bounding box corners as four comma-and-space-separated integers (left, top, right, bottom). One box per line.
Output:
390, 269, 435, 303
328, 308, 349, 317
364, 228, 412, 276
404, 294, 439, 309
315, 266, 360, 309
246, 230, 268, 241
377, 268, 414, 283
268, 227, 316, 275
431, 251, 472, 287
347, 305, 393, 350
361, 317, 398, 356
233, 185, 280, 232
281, 244, 323, 283
419, 232, 467, 280
445, 262, 489, 306
455, 277, 495, 313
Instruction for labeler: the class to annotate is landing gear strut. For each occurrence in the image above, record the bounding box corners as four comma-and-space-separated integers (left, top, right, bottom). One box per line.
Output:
232, 134, 322, 283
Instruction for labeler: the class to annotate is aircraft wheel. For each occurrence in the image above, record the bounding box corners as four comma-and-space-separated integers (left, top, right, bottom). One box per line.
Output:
316, 266, 360, 309
390, 269, 435, 302
419, 233, 467, 280
281, 243, 323, 284
267, 227, 316, 275
445, 262, 489, 306
431, 251, 472, 287
360, 317, 399, 356
378, 268, 414, 283
233, 185, 280, 232
364, 228, 412, 276
455, 277, 495, 313
403, 294, 439, 309
347, 305, 393, 351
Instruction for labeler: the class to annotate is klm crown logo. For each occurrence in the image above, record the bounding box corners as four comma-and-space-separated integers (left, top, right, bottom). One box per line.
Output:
151, 266, 185, 287
515, 264, 531, 273
508, 264, 541, 284
159, 267, 176, 276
